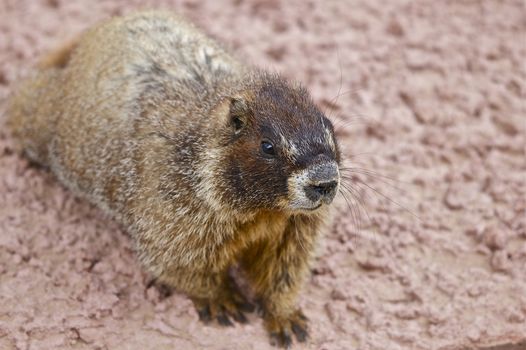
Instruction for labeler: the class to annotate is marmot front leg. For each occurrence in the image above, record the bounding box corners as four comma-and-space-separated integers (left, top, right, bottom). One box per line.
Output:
242, 217, 319, 348
158, 268, 254, 326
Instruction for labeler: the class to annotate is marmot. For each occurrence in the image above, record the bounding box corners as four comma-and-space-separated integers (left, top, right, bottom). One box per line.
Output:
7, 11, 341, 348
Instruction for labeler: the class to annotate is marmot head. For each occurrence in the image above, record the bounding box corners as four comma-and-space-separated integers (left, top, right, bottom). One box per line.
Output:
212, 73, 341, 214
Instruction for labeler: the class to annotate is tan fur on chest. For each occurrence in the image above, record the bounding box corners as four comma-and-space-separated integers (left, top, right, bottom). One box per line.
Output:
239, 211, 289, 246
209, 211, 289, 270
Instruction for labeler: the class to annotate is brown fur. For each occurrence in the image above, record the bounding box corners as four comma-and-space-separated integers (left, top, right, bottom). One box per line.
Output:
7, 11, 340, 348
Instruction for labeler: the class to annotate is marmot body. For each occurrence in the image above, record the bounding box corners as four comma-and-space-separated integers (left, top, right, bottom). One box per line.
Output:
8, 11, 341, 347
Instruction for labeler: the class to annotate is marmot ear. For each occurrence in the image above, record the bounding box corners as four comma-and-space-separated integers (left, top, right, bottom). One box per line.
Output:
229, 97, 249, 135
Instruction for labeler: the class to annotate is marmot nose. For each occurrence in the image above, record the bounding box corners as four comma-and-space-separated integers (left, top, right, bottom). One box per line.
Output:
304, 180, 338, 202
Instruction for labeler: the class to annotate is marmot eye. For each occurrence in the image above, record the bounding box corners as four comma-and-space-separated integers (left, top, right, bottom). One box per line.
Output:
261, 141, 275, 156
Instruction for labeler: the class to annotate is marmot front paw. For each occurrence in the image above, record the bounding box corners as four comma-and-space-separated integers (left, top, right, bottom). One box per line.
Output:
192, 282, 255, 326
265, 309, 309, 348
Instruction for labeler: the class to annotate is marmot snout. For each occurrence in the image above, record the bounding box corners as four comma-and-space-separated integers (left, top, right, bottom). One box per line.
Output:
7, 11, 341, 348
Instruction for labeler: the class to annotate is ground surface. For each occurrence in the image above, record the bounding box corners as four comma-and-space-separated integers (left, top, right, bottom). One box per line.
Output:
0, 1, 525, 349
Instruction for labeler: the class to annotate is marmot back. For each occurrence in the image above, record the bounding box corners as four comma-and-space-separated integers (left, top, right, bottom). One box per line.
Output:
7, 11, 341, 348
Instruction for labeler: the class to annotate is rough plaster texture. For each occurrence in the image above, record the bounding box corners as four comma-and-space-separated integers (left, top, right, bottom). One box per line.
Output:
0, 1, 525, 349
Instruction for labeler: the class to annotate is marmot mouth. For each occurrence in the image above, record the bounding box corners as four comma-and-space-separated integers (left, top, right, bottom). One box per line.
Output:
293, 203, 323, 212
307, 203, 323, 211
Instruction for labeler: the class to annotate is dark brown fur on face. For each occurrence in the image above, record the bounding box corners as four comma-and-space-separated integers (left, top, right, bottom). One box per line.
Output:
216, 74, 340, 212
7, 11, 340, 348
